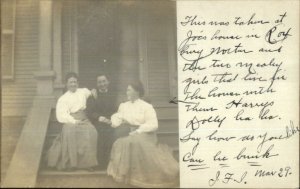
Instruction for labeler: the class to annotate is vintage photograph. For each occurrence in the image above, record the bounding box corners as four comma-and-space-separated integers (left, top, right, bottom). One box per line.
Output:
1, 0, 179, 187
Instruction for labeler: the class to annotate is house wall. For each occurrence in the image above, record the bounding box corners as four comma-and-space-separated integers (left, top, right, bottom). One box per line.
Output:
73, 1, 177, 104
2, 0, 39, 116
1, 0, 177, 117
139, 1, 177, 103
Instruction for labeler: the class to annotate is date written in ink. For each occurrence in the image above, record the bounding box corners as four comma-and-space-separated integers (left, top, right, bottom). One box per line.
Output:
254, 166, 292, 178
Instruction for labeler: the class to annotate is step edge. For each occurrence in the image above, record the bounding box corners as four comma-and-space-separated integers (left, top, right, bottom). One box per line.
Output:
39, 170, 107, 176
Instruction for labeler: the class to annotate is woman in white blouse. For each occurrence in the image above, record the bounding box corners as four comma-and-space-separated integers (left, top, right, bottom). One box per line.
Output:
107, 81, 179, 188
46, 72, 98, 171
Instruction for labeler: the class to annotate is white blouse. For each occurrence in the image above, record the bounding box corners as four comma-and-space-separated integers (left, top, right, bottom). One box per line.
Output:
111, 99, 158, 133
56, 88, 91, 124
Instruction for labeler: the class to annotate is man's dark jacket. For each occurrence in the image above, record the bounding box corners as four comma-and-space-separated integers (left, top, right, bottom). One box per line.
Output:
86, 89, 118, 169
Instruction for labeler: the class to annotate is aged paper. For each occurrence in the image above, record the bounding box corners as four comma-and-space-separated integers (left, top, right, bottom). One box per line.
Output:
177, 0, 299, 188
1, 0, 299, 188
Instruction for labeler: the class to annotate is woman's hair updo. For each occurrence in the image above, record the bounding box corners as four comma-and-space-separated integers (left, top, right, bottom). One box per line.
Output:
65, 72, 78, 83
128, 80, 145, 97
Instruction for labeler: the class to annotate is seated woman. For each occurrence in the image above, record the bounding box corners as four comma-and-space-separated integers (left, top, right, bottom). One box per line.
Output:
107, 81, 179, 188
46, 72, 98, 171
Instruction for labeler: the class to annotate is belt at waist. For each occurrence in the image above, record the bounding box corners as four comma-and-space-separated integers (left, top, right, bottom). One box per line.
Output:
70, 110, 87, 120
121, 124, 156, 134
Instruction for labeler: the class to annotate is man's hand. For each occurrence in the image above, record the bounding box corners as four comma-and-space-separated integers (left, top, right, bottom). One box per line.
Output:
104, 119, 112, 125
91, 88, 97, 99
98, 116, 107, 122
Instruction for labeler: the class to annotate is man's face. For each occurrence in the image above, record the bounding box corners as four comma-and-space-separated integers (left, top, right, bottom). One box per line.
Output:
97, 75, 109, 91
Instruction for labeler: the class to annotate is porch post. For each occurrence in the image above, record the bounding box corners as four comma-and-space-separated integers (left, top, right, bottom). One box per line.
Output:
117, 3, 139, 101
34, 0, 55, 96
71, 1, 79, 73
53, 0, 64, 97
3, 2, 56, 187
137, 2, 149, 96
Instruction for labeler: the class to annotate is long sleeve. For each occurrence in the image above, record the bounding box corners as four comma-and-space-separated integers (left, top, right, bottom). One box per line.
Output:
83, 88, 92, 99
111, 103, 124, 127
56, 98, 77, 124
136, 105, 158, 133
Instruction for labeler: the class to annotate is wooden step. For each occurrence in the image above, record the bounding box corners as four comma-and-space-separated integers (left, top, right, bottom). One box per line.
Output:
158, 119, 178, 133
48, 106, 178, 121
39, 169, 106, 176
157, 131, 179, 148
155, 107, 178, 120
44, 120, 179, 157
46, 118, 178, 134
42, 133, 178, 155
37, 152, 179, 188
44, 130, 178, 149
2, 97, 54, 187
172, 147, 179, 161
36, 171, 133, 188
1, 117, 26, 179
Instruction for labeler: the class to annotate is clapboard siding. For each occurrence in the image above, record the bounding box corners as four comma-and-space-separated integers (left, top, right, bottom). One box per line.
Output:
141, 1, 176, 103
146, 34, 170, 100
2, 0, 39, 116
1, 0, 177, 115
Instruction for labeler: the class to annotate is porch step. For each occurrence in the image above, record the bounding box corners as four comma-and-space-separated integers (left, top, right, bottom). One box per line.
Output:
42, 133, 178, 155
155, 105, 178, 120
36, 169, 133, 188
47, 119, 178, 133
1, 117, 26, 180
37, 159, 180, 188
39, 169, 106, 176
46, 116, 178, 148
49, 105, 178, 121
43, 129, 178, 152
2, 98, 54, 187
157, 131, 179, 148
37, 106, 179, 187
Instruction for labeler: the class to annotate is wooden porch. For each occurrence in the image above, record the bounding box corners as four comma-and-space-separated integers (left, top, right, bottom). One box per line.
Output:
1, 0, 178, 187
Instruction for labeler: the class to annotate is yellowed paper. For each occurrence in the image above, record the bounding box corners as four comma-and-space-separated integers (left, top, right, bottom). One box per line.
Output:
1, 0, 299, 188
177, 0, 299, 188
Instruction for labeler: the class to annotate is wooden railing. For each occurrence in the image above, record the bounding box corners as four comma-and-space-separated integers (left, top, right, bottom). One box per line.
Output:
2, 96, 55, 187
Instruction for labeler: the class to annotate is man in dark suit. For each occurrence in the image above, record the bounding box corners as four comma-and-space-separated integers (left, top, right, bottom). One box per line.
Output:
86, 73, 118, 170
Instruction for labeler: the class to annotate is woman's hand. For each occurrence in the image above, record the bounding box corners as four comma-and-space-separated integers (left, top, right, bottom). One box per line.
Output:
74, 120, 85, 125
129, 130, 139, 136
123, 119, 130, 125
98, 116, 112, 125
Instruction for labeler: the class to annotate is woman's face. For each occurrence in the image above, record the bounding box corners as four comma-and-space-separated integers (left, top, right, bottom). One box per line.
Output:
126, 85, 139, 101
67, 77, 78, 92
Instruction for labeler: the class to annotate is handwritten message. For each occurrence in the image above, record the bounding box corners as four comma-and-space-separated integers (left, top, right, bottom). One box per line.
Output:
176, 1, 299, 188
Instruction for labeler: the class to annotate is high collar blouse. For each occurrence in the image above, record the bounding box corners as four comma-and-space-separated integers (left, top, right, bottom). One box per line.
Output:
112, 99, 158, 133
56, 88, 91, 124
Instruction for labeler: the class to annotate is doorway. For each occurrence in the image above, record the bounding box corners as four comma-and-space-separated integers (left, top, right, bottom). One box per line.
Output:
75, 0, 177, 103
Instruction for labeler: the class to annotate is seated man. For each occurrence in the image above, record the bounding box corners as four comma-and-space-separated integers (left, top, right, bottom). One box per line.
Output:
86, 73, 118, 170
